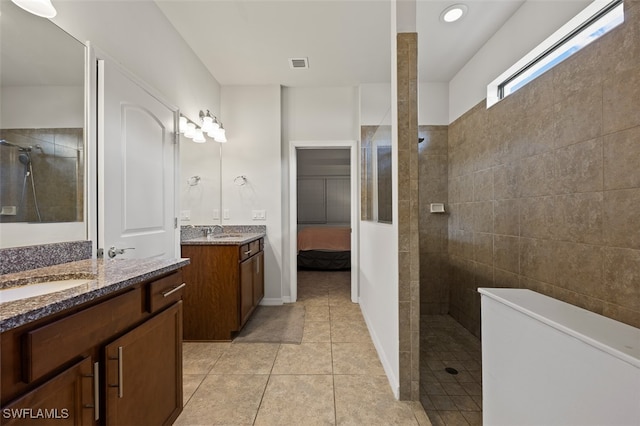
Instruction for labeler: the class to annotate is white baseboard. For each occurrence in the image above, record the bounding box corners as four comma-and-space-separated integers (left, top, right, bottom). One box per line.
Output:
360, 301, 400, 399
281, 296, 292, 304
259, 298, 284, 306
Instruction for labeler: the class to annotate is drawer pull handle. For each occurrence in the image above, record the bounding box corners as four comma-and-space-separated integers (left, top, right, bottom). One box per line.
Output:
244, 250, 252, 255
163, 283, 186, 298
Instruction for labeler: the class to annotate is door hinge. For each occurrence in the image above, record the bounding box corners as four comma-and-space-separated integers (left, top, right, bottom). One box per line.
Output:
174, 217, 178, 229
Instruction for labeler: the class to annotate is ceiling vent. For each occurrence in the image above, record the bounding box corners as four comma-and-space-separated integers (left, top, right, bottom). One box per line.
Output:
289, 57, 309, 69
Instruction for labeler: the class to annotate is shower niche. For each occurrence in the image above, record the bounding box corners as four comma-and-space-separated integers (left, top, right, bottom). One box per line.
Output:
0, 129, 84, 223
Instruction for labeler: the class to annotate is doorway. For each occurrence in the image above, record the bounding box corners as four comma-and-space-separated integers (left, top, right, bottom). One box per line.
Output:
288, 141, 358, 303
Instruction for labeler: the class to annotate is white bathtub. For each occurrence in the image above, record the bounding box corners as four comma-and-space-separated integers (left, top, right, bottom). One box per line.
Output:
479, 288, 640, 426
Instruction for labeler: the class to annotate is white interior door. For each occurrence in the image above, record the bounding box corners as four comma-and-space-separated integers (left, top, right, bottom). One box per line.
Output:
97, 59, 177, 259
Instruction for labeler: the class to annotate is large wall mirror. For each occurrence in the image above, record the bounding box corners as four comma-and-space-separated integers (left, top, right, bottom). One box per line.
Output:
0, 2, 85, 229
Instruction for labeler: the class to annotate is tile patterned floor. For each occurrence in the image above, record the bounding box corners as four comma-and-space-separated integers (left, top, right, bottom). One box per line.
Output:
420, 315, 483, 426
175, 270, 431, 425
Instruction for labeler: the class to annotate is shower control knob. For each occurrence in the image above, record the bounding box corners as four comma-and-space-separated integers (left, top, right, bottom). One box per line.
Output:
107, 246, 136, 258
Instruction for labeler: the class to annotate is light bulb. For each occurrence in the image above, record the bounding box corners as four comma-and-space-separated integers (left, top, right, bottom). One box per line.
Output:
184, 122, 196, 139
11, 0, 57, 18
214, 127, 227, 143
193, 128, 206, 143
201, 115, 214, 133
179, 116, 188, 133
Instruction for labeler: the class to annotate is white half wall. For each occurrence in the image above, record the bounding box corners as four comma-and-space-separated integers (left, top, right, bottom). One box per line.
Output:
220, 85, 283, 302
449, 0, 591, 122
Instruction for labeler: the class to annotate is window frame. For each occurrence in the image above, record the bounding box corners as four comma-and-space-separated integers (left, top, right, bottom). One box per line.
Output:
487, 0, 624, 107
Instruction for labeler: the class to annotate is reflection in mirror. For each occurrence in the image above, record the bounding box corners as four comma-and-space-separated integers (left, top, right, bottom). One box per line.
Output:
361, 125, 392, 223
179, 133, 222, 225
0, 1, 85, 224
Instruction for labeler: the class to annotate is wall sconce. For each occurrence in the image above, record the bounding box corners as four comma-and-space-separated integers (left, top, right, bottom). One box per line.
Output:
179, 110, 227, 144
11, 0, 57, 18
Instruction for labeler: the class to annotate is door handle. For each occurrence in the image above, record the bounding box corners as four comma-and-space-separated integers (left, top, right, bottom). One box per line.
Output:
83, 361, 100, 421
107, 246, 135, 258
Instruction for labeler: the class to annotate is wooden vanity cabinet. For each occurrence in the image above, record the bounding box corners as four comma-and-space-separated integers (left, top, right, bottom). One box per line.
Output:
0, 271, 185, 426
1, 357, 95, 426
182, 238, 264, 341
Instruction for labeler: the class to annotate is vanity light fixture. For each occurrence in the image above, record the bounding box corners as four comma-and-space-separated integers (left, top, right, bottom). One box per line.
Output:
440, 4, 467, 23
11, 0, 57, 18
179, 110, 227, 143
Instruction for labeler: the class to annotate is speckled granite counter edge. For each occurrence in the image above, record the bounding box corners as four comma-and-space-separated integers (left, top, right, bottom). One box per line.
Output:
0, 241, 93, 275
0, 257, 190, 333
180, 225, 266, 242
181, 232, 265, 246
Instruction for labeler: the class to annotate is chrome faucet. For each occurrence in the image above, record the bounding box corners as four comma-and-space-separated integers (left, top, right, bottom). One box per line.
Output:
204, 224, 224, 236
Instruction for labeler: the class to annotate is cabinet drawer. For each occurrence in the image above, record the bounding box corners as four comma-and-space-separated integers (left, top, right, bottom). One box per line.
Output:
25, 289, 142, 383
148, 271, 185, 313
239, 239, 262, 261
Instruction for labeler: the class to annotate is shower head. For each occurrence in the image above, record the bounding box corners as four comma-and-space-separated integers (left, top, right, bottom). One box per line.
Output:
18, 153, 30, 166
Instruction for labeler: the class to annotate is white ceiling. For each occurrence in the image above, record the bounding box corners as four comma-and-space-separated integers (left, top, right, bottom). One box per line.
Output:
156, 0, 525, 87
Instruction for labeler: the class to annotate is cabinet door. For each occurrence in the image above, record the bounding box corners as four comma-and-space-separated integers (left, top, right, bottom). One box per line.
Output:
105, 302, 182, 426
253, 251, 264, 306
1, 357, 95, 426
239, 258, 254, 327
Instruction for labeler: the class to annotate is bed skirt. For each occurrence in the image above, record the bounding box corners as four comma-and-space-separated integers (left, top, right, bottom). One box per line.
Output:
297, 250, 351, 270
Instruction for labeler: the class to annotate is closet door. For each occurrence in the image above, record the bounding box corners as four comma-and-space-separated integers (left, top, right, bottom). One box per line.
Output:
297, 178, 326, 223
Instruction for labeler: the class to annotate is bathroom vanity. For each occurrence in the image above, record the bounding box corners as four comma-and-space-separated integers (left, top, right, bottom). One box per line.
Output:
0, 257, 188, 426
181, 232, 265, 341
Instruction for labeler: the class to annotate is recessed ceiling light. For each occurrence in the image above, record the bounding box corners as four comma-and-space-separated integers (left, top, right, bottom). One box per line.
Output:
440, 4, 468, 23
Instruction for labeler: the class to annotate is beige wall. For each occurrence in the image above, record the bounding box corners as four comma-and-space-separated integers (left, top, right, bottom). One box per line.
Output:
446, 1, 640, 336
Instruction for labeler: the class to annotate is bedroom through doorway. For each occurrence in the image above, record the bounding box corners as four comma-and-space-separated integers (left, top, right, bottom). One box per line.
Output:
289, 142, 359, 304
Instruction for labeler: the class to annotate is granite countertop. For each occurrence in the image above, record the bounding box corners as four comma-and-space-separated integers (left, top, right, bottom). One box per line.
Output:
0, 257, 189, 333
181, 232, 265, 246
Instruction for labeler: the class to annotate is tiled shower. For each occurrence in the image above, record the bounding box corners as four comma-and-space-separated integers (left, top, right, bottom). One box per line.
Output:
419, 1, 640, 422
0, 128, 84, 223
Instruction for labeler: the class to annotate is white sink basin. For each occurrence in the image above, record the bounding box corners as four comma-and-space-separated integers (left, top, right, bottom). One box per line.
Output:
0, 279, 93, 303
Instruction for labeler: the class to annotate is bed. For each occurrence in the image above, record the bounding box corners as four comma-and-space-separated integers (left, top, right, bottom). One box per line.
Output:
297, 226, 351, 270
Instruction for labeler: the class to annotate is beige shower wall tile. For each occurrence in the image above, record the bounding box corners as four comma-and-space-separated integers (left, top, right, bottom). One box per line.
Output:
604, 188, 640, 249
493, 235, 519, 274
604, 126, 640, 190
494, 199, 519, 236
554, 137, 603, 194
552, 241, 604, 299
551, 192, 603, 245
553, 85, 602, 147
473, 168, 493, 201
519, 238, 556, 284
604, 247, 640, 312
604, 67, 640, 134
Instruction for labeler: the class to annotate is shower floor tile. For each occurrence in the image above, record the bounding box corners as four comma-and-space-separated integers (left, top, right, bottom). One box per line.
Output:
420, 314, 483, 425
